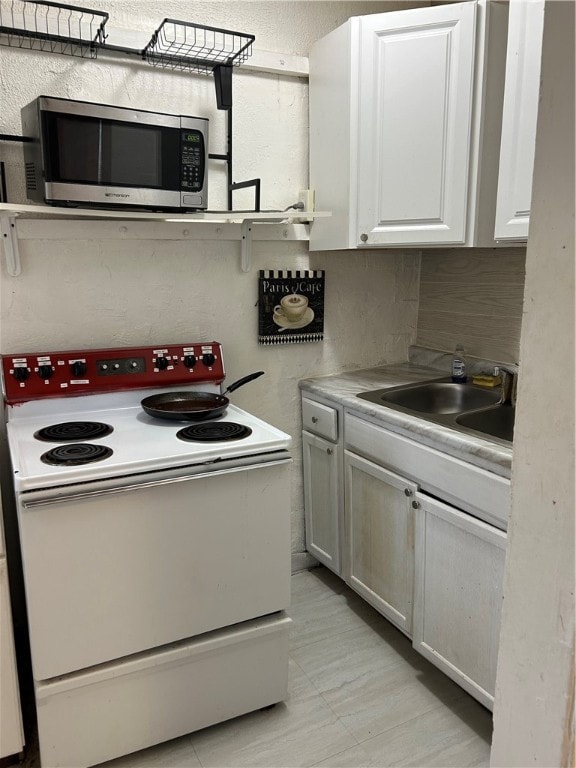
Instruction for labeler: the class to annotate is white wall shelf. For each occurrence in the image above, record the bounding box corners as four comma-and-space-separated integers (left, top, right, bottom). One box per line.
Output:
0, 203, 330, 276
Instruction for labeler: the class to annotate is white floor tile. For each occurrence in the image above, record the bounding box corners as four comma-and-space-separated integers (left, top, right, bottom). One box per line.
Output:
311, 744, 375, 767
188, 659, 359, 768
95, 735, 200, 768
287, 585, 384, 651
292, 620, 466, 742
358, 698, 492, 767
291, 567, 347, 607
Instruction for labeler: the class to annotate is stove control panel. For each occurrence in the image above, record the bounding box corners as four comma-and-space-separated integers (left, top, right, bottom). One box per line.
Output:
2, 343, 225, 403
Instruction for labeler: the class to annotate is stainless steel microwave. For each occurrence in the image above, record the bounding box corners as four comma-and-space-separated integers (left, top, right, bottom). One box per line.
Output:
21, 96, 209, 211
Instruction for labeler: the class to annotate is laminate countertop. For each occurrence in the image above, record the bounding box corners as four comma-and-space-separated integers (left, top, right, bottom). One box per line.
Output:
299, 360, 513, 480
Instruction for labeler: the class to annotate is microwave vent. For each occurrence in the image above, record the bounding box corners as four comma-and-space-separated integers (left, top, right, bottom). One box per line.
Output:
25, 162, 37, 192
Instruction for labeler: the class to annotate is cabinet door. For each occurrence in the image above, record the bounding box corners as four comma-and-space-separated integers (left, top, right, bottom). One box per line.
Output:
356, 2, 476, 246
494, 0, 545, 240
303, 431, 341, 575
413, 492, 507, 710
345, 451, 417, 635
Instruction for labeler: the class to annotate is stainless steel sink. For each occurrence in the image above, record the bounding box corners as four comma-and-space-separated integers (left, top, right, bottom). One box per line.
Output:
356, 377, 513, 445
358, 380, 501, 414
456, 405, 515, 443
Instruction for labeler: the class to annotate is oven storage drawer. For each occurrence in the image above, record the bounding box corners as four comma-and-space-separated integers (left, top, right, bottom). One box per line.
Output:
35, 613, 291, 768
18, 459, 291, 680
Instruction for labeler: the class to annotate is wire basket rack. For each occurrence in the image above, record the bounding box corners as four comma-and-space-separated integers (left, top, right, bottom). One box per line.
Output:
143, 18, 254, 74
0, 0, 108, 58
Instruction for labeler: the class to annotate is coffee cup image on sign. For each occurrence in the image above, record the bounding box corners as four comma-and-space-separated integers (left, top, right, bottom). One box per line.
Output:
274, 294, 308, 321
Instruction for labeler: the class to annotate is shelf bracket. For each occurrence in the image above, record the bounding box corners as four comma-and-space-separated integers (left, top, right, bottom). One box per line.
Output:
240, 217, 286, 272
240, 220, 254, 272
0, 213, 21, 276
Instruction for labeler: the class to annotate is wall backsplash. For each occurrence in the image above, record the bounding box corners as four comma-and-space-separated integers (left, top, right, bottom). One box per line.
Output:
417, 248, 527, 364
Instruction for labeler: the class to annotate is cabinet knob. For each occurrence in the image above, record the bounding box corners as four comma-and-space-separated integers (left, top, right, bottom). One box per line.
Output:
311, 416, 319, 423
411, 500, 420, 509
327, 448, 333, 456
360, 233, 368, 243
404, 488, 413, 497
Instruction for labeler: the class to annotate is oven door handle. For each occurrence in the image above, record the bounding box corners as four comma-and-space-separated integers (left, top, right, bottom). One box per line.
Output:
21, 457, 292, 508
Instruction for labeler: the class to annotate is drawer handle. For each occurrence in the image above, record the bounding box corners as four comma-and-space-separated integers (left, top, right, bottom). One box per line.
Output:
411, 500, 421, 509
404, 488, 413, 497
311, 416, 319, 423
327, 448, 333, 456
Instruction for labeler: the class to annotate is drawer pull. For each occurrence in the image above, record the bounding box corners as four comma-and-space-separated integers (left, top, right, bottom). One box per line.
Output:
411, 500, 421, 509
327, 448, 333, 456
404, 488, 413, 497
311, 416, 319, 423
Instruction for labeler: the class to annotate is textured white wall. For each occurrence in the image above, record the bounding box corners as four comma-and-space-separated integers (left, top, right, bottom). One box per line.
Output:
0, 1, 421, 555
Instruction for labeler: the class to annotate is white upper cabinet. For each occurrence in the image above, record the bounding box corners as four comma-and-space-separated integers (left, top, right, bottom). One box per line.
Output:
494, 0, 545, 241
309, 1, 509, 250
356, 3, 475, 246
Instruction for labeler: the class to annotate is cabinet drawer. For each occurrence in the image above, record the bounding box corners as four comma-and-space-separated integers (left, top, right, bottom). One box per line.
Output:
302, 398, 338, 442
345, 413, 510, 530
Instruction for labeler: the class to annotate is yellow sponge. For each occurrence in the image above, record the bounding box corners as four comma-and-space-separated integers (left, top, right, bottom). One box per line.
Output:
472, 374, 502, 387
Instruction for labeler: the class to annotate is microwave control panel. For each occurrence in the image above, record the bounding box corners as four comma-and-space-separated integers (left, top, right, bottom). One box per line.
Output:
180, 129, 205, 192
2, 342, 225, 403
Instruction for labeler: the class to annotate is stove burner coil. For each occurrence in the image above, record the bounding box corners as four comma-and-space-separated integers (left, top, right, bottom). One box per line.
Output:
40, 443, 113, 466
35, 421, 114, 442
176, 422, 252, 442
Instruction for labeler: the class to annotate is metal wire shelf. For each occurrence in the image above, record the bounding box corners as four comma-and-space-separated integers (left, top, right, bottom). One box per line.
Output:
143, 18, 254, 74
0, 4, 257, 212
0, 0, 108, 58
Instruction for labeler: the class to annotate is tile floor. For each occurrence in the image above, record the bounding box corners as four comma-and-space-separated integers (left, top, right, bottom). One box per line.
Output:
28, 566, 494, 767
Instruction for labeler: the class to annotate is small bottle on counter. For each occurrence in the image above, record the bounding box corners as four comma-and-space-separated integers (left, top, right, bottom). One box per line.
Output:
451, 343, 467, 383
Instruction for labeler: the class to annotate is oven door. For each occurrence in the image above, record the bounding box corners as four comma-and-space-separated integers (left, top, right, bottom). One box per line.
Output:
17, 455, 291, 681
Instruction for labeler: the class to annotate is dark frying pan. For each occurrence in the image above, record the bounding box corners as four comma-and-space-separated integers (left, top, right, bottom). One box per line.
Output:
140, 371, 265, 421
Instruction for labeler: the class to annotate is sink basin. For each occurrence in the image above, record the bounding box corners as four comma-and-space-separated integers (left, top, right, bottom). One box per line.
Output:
358, 381, 501, 415
456, 405, 515, 443
356, 377, 513, 445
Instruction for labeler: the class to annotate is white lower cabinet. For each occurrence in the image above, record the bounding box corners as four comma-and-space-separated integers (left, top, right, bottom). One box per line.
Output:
344, 451, 416, 635
302, 396, 343, 576
302, 431, 341, 575
301, 398, 509, 709
342, 411, 509, 709
412, 492, 507, 710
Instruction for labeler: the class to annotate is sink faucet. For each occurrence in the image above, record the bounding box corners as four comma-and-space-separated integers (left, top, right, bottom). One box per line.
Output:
497, 366, 518, 406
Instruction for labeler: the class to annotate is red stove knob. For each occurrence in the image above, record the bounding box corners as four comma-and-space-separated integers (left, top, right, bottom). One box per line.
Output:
202, 353, 216, 367
13, 367, 29, 382
38, 364, 54, 380
183, 354, 197, 369
156, 356, 169, 371
71, 361, 87, 377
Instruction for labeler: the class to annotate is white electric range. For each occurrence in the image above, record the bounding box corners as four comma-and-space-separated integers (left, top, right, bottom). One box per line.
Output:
2, 342, 292, 768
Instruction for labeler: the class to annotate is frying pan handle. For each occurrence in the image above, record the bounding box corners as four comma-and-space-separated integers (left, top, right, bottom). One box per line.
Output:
223, 371, 265, 395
